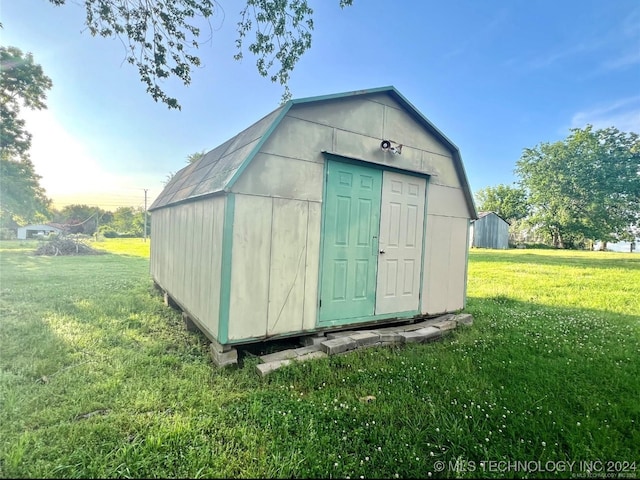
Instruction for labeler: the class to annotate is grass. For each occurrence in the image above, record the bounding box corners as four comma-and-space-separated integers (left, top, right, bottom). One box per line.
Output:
0, 240, 639, 478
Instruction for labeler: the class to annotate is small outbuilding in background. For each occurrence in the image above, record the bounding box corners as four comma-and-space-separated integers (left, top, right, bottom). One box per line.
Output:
149, 86, 477, 359
470, 211, 510, 249
16, 224, 62, 240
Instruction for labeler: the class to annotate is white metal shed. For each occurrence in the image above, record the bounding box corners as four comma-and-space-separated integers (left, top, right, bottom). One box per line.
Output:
470, 211, 510, 249
16, 224, 62, 240
149, 86, 477, 348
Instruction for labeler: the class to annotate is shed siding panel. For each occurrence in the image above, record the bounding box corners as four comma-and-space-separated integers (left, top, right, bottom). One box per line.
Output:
267, 199, 309, 336
231, 153, 324, 201
427, 184, 469, 218
334, 129, 423, 174
421, 214, 469, 314
303, 201, 321, 330
150, 197, 224, 339
422, 153, 461, 188
365, 92, 405, 109
288, 97, 384, 138
447, 217, 470, 311
283, 98, 460, 188
421, 215, 451, 314
260, 115, 332, 163
228, 194, 273, 340
384, 106, 452, 157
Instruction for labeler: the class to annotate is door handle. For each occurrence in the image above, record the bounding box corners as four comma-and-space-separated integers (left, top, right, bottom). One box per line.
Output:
379, 250, 386, 254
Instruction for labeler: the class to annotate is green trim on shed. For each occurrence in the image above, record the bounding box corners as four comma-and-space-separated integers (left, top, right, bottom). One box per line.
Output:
224, 103, 294, 191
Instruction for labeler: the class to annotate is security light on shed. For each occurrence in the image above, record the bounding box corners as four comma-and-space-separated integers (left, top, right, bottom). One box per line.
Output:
380, 139, 402, 155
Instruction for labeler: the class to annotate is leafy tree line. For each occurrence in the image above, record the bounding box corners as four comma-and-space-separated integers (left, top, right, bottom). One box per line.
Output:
475, 126, 640, 249
1, 203, 150, 239
53, 204, 149, 238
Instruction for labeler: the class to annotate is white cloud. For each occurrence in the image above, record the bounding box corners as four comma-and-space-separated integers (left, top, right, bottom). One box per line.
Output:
570, 96, 640, 133
20, 109, 163, 209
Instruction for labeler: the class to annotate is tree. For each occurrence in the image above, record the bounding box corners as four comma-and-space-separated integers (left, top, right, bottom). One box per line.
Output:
0, 154, 51, 227
474, 184, 529, 222
52, 204, 106, 235
516, 125, 640, 248
48, 0, 353, 109
110, 206, 146, 236
0, 46, 53, 227
0, 46, 53, 158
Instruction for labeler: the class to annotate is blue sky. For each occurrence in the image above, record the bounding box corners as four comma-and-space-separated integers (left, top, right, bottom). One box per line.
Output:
3, 0, 639, 210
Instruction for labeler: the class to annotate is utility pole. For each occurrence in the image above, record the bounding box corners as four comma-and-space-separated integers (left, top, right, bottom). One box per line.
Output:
143, 188, 148, 242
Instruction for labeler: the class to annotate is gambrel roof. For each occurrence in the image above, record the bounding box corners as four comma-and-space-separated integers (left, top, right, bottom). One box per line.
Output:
150, 86, 476, 217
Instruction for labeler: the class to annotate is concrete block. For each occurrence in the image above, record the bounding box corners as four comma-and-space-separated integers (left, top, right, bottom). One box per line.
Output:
326, 331, 355, 340
399, 331, 427, 343
256, 359, 291, 376
182, 312, 200, 333
400, 327, 442, 344
415, 326, 443, 342
455, 314, 474, 326
300, 334, 326, 346
295, 351, 328, 362
210, 345, 238, 367
210, 338, 232, 354
433, 319, 457, 332
372, 326, 401, 334
163, 291, 178, 309
349, 332, 380, 346
260, 349, 298, 364
294, 344, 323, 356
321, 337, 357, 355
376, 331, 404, 343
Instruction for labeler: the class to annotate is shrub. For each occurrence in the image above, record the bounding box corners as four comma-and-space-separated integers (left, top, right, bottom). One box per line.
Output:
0, 228, 17, 240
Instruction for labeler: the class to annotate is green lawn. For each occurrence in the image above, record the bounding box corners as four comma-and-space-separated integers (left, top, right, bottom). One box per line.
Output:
1, 240, 638, 478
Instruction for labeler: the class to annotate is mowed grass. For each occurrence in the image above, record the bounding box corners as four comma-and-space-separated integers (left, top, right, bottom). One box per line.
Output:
0, 240, 639, 478
90, 237, 151, 258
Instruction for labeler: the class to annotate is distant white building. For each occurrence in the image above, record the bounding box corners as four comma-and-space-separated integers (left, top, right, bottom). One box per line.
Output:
16, 224, 62, 240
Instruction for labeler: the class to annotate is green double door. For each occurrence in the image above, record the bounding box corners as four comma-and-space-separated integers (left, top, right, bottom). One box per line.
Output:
319, 159, 427, 325
319, 160, 382, 323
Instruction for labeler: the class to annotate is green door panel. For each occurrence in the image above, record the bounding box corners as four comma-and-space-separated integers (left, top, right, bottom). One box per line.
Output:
319, 160, 382, 323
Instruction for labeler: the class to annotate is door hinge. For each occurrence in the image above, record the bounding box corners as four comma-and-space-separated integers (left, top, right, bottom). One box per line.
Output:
319, 299, 322, 308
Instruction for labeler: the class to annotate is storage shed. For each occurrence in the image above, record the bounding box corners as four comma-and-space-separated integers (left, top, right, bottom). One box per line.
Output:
149, 86, 477, 351
470, 211, 510, 249
17, 224, 62, 240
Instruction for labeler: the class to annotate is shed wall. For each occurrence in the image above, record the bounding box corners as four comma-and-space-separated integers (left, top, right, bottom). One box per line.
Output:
227, 96, 471, 340
283, 99, 463, 191
150, 196, 225, 338
421, 185, 470, 314
227, 193, 320, 341
472, 214, 509, 249
16, 225, 61, 240
153, 92, 473, 345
